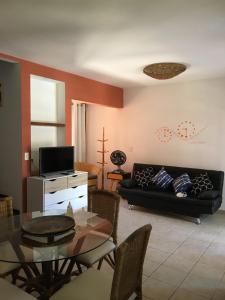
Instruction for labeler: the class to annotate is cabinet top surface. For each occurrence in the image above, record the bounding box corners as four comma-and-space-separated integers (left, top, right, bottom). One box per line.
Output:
28, 171, 88, 181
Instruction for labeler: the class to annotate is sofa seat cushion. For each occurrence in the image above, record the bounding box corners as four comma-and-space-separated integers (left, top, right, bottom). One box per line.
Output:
198, 190, 219, 200
118, 187, 216, 207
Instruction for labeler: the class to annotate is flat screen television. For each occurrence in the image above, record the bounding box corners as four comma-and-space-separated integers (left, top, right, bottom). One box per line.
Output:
39, 146, 74, 176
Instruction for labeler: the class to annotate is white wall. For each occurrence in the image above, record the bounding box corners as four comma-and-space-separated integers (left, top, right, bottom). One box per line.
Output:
86, 77, 225, 209
30, 75, 65, 174
0, 60, 22, 210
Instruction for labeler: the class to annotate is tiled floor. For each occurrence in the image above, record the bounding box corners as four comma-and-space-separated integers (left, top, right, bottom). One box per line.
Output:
116, 199, 225, 300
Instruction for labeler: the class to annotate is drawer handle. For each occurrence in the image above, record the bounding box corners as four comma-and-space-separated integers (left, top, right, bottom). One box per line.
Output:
49, 191, 57, 194
72, 175, 78, 178
57, 201, 64, 204
72, 186, 78, 189
49, 179, 56, 182
78, 195, 84, 198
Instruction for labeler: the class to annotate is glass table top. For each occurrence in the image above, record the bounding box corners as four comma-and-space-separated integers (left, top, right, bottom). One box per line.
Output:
0, 208, 112, 264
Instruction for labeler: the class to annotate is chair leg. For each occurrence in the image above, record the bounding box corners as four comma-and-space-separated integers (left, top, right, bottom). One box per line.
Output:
107, 253, 115, 266
11, 270, 18, 285
59, 258, 68, 274
97, 258, 104, 270
76, 262, 83, 274
6, 266, 24, 285
55, 260, 59, 274
135, 286, 142, 299
104, 255, 115, 269
113, 249, 116, 262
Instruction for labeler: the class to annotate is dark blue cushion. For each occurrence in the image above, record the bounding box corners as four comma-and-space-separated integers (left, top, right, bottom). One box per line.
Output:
173, 173, 192, 193
152, 168, 173, 189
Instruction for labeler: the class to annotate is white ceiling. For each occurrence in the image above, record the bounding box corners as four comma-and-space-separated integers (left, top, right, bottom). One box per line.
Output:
0, 0, 225, 88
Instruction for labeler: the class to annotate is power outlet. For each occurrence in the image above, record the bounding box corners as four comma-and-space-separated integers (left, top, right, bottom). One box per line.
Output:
24, 152, 30, 161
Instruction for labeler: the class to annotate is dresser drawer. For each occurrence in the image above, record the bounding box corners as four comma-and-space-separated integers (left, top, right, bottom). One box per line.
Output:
44, 189, 67, 206
45, 196, 87, 211
68, 173, 87, 188
45, 199, 71, 211
45, 177, 67, 193
44, 185, 87, 207
68, 185, 87, 197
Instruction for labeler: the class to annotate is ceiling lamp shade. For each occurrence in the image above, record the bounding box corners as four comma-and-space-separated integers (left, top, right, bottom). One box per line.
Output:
143, 62, 186, 80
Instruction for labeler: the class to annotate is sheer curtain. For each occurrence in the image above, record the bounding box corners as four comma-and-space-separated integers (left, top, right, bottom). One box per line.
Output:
75, 103, 86, 162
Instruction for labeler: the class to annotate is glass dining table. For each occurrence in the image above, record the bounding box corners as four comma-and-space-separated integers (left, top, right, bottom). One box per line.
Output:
0, 208, 113, 299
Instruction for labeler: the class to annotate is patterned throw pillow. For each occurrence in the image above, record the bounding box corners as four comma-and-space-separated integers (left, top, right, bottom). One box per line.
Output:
173, 173, 192, 193
152, 168, 173, 189
134, 167, 155, 190
191, 173, 214, 196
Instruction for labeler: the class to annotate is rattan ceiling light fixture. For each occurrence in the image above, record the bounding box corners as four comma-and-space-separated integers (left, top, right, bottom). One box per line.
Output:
143, 62, 186, 80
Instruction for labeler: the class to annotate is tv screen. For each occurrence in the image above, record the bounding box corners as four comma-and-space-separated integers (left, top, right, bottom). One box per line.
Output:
39, 146, 74, 176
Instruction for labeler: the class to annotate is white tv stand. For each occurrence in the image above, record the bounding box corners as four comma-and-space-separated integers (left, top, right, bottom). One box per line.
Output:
27, 171, 88, 212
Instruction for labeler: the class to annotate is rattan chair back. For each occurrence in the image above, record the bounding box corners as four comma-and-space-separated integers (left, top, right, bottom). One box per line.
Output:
110, 224, 152, 300
88, 190, 120, 244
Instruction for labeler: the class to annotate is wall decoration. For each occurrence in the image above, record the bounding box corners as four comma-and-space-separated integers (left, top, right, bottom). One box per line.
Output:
156, 127, 173, 143
0, 82, 2, 107
176, 121, 196, 140
155, 121, 206, 144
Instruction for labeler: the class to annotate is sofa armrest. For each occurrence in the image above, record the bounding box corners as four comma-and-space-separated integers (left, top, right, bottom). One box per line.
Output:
120, 179, 137, 189
198, 190, 219, 200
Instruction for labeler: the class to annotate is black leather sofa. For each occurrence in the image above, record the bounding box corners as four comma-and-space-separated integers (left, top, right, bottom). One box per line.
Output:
118, 163, 224, 223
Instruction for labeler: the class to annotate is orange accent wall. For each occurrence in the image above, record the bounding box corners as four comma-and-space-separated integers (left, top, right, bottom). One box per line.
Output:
0, 52, 123, 211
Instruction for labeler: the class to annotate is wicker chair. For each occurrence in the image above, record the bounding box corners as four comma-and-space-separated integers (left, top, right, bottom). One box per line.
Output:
75, 190, 120, 271
0, 195, 21, 283
51, 224, 152, 300
75, 162, 101, 190
0, 195, 13, 217
0, 278, 35, 299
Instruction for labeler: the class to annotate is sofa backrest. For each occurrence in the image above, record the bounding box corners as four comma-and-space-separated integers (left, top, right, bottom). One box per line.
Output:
132, 163, 224, 195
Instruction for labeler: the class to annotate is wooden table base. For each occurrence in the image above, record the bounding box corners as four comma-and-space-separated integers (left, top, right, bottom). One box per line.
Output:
21, 258, 78, 300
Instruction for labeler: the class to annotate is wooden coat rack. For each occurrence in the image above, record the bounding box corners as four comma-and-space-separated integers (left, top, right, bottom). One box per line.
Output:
97, 127, 108, 189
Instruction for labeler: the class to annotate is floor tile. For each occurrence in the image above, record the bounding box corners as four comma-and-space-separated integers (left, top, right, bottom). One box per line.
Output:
145, 247, 170, 264
151, 265, 188, 287
171, 288, 211, 300
190, 262, 225, 281
180, 273, 219, 299
198, 242, 225, 268
172, 239, 209, 263
149, 237, 181, 253
143, 277, 176, 300
163, 254, 196, 273
190, 230, 218, 243
212, 281, 225, 300
143, 260, 161, 277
